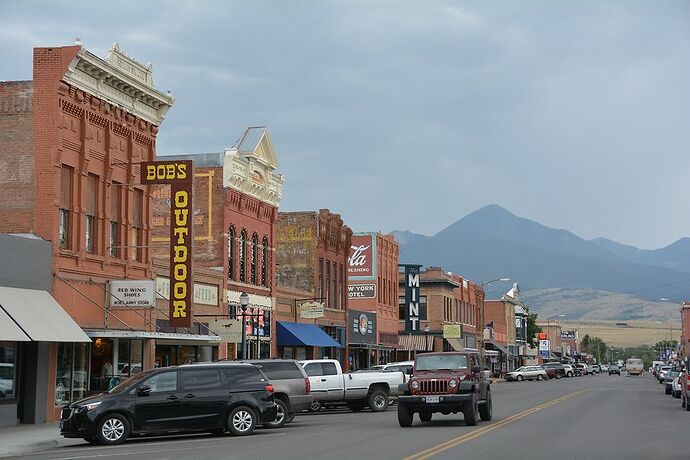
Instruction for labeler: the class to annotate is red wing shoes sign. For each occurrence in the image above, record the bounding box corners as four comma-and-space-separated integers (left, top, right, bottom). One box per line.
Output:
348, 233, 377, 280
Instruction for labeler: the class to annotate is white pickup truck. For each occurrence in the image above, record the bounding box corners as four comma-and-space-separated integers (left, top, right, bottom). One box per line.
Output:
300, 359, 406, 412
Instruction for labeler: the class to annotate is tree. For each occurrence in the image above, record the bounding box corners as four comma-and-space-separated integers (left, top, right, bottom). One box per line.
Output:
526, 308, 542, 347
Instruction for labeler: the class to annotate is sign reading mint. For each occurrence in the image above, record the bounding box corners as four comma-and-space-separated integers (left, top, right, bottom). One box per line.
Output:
401, 264, 422, 332
348, 284, 376, 299
109, 280, 155, 308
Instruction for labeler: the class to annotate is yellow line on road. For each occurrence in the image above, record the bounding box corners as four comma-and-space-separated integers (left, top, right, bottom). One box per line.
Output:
403, 389, 589, 460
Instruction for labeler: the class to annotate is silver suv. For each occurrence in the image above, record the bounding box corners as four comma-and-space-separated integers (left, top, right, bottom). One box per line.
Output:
244, 359, 312, 428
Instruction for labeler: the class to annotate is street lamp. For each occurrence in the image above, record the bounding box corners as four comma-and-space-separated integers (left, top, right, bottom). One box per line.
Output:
424, 324, 430, 353
240, 292, 249, 360
480, 278, 510, 357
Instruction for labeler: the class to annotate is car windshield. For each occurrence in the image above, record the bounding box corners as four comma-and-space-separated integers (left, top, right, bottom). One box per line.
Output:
668, 371, 681, 378
415, 354, 468, 371
108, 369, 156, 394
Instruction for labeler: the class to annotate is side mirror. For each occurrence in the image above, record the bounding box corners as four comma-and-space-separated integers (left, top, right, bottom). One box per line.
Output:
137, 384, 152, 396
472, 365, 481, 374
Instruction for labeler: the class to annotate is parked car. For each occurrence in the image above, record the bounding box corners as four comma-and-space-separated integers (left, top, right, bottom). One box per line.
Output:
681, 372, 690, 411
589, 365, 601, 374
562, 364, 575, 377
360, 361, 414, 375
244, 359, 312, 427
574, 363, 588, 375
664, 370, 681, 395
626, 358, 644, 377
601, 365, 609, 373
671, 371, 684, 398
59, 363, 277, 445
300, 359, 405, 412
506, 366, 548, 382
608, 364, 621, 375
541, 362, 567, 379
397, 351, 491, 427
657, 365, 672, 383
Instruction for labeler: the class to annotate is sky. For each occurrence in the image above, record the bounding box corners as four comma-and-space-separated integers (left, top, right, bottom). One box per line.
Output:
2, 0, 689, 249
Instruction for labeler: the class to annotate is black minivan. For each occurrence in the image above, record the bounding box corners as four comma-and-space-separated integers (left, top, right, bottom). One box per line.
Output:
60, 363, 277, 445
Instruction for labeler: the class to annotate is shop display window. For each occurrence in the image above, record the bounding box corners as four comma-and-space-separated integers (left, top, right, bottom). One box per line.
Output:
55, 343, 90, 405
0, 342, 16, 399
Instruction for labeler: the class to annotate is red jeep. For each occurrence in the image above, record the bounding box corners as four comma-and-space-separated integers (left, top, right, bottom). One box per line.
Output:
397, 351, 492, 427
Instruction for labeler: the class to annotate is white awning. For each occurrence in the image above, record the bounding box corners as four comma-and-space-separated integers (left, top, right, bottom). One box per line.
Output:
0, 306, 30, 341
85, 329, 221, 343
0, 286, 91, 342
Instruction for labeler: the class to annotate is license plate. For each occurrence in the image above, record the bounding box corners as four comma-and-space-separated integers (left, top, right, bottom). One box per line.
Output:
426, 396, 440, 403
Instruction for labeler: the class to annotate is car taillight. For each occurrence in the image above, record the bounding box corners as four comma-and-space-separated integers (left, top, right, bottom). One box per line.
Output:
305, 378, 311, 395
265, 385, 274, 393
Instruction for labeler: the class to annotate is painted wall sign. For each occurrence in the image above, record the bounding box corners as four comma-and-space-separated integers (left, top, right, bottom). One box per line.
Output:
141, 160, 193, 328
348, 233, 377, 280
348, 310, 377, 344
348, 283, 376, 299
443, 324, 462, 339
156, 278, 219, 306
109, 280, 155, 308
402, 264, 422, 332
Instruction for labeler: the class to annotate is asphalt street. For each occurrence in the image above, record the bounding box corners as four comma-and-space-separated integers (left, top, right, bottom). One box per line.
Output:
14, 373, 687, 460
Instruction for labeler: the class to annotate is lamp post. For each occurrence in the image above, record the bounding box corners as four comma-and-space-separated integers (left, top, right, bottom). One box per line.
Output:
240, 292, 249, 360
424, 324, 430, 353
480, 278, 510, 355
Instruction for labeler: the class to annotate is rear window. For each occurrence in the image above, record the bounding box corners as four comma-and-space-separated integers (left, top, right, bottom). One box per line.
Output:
221, 367, 266, 385
253, 361, 303, 380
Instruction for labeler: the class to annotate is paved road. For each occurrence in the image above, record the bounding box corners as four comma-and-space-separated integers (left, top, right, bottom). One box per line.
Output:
15, 373, 687, 460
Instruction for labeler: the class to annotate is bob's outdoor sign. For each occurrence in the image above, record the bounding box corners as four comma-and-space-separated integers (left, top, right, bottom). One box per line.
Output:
141, 160, 193, 328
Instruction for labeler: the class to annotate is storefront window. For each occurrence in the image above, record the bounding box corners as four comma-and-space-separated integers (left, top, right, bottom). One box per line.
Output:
89, 338, 144, 394
56, 343, 90, 405
0, 342, 16, 399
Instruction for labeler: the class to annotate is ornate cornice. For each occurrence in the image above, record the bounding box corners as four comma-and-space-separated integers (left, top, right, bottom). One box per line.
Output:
62, 42, 174, 126
224, 150, 284, 208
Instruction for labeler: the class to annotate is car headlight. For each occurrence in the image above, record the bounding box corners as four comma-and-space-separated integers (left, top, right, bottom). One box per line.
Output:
410, 380, 419, 389
448, 379, 458, 388
83, 401, 102, 411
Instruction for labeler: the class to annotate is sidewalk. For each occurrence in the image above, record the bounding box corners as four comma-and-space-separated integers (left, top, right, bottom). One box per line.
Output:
0, 422, 82, 458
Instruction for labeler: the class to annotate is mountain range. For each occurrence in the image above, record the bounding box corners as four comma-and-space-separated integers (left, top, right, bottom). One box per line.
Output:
392, 205, 690, 321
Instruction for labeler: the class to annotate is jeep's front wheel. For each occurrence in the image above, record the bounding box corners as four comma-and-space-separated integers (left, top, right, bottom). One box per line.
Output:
479, 390, 492, 421
397, 404, 413, 427
463, 394, 479, 426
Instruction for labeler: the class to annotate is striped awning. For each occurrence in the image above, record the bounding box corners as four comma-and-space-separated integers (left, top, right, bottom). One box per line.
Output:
444, 338, 464, 351
398, 334, 430, 351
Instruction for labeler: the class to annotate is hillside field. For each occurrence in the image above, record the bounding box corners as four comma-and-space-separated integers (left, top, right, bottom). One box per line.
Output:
559, 320, 681, 348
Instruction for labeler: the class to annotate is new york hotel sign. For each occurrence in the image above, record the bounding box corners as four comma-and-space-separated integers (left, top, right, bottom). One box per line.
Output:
141, 161, 193, 327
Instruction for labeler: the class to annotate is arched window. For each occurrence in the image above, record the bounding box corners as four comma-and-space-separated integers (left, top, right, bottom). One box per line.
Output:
228, 226, 235, 280
240, 230, 247, 283
251, 233, 258, 285
262, 237, 268, 287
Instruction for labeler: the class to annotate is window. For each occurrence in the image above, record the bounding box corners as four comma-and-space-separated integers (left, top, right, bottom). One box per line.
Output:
145, 371, 178, 393
252, 361, 303, 380
85, 174, 99, 253
304, 363, 323, 377
228, 227, 236, 280
182, 369, 221, 390
332, 261, 338, 309
340, 265, 345, 309
131, 189, 143, 262
109, 183, 121, 257
399, 295, 428, 321
318, 258, 324, 301
240, 230, 247, 282
59, 166, 73, 249
251, 233, 258, 285
325, 261, 331, 308
261, 237, 268, 287
0, 342, 16, 398
55, 343, 89, 405
322, 362, 338, 376
222, 367, 264, 385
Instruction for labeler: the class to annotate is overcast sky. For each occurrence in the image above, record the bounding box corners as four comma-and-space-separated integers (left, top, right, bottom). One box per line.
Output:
2, 1, 689, 249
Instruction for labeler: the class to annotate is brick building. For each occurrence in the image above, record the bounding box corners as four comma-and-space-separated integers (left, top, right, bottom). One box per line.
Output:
151, 127, 284, 361
681, 303, 690, 359
275, 209, 352, 368
347, 232, 399, 368
0, 42, 174, 421
536, 321, 563, 358
485, 294, 519, 374
396, 267, 484, 361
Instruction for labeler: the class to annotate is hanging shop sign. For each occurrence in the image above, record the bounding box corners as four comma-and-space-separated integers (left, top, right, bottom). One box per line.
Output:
300, 301, 325, 319
348, 310, 376, 344
560, 330, 576, 339
539, 339, 550, 358
141, 160, 193, 328
443, 324, 462, 339
402, 264, 422, 332
348, 283, 376, 300
348, 233, 377, 280
109, 280, 155, 308
208, 319, 243, 343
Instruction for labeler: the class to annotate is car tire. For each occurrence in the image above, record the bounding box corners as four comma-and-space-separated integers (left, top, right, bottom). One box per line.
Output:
665, 387, 672, 395
479, 390, 492, 421
686, 397, 690, 412
264, 399, 288, 429
348, 401, 366, 412
309, 400, 322, 412
228, 406, 257, 436
555, 374, 561, 379
537, 374, 543, 381
419, 411, 432, 422
397, 404, 413, 427
516, 375, 523, 382
682, 395, 687, 408
96, 413, 130, 446
368, 389, 389, 412
286, 412, 296, 423
567, 372, 573, 378
463, 393, 479, 426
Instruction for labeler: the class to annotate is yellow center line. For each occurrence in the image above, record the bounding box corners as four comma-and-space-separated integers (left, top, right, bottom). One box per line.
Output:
403, 389, 589, 460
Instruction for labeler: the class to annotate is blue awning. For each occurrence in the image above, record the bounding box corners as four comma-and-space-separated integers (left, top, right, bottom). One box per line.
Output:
276, 321, 344, 348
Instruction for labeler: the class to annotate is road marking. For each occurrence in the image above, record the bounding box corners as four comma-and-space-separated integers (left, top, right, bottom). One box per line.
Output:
403, 389, 589, 460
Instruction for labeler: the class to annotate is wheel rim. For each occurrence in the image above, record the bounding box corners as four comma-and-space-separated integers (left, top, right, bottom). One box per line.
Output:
101, 418, 125, 442
273, 403, 285, 425
232, 410, 253, 432
374, 394, 386, 409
